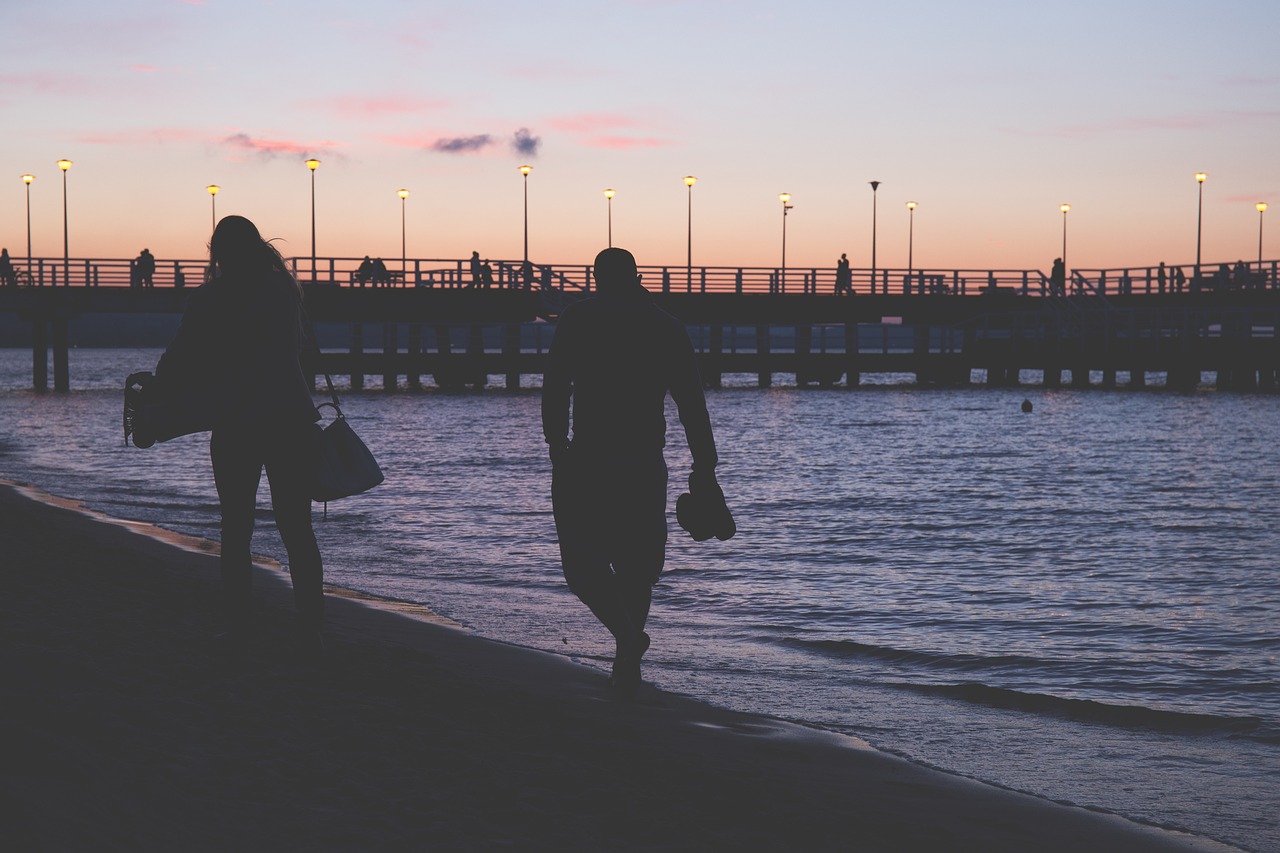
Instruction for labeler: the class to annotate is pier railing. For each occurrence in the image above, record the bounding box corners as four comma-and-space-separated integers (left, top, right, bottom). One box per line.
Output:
8, 255, 1278, 298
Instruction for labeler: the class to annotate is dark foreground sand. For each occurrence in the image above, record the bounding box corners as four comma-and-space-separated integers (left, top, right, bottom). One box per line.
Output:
0, 481, 1240, 852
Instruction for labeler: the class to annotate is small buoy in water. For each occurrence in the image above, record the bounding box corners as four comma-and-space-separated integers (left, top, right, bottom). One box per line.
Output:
1021, 399, 1033, 413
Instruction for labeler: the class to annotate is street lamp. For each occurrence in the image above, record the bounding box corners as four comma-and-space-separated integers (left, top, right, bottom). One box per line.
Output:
684, 176, 697, 289
21, 174, 34, 277
306, 158, 320, 281
779, 192, 793, 292
603, 188, 616, 248
1195, 171, 1207, 278
398, 189, 410, 276
519, 165, 532, 263
869, 181, 881, 293
906, 201, 918, 285
206, 185, 219, 232
1060, 203, 1071, 271
57, 159, 72, 286
1257, 202, 1268, 265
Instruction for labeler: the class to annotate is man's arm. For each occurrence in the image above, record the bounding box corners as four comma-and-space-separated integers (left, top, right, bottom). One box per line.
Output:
541, 315, 575, 461
667, 323, 718, 479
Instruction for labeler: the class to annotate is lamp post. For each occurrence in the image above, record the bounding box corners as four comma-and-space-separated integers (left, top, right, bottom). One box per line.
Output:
1060, 203, 1071, 268
779, 192, 793, 291
21, 174, 34, 277
1257, 202, 1268, 265
398, 189, 410, 276
206, 185, 219, 232
57, 159, 72, 286
684, 176, 696, 289
869, 181, 880, 293
906, 201, 917, 285
603, 188, 616, 248
1195, 172, 1207, 278
519, 165, 532, 263
305, 158, 320, 281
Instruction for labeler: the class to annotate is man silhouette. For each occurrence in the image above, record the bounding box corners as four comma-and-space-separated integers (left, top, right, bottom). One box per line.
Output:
542, 247, 720, 697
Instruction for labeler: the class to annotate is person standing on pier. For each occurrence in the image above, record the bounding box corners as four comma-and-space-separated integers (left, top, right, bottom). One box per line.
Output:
135, 248, 156, 288
542, 247, 723, 698
155, 215, 325, 652
0, 249, 15, 287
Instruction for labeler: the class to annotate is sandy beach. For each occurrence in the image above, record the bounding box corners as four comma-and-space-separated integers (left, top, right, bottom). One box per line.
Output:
0, 481, 1242, 852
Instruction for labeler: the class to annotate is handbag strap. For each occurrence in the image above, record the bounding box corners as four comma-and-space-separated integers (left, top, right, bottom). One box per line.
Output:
301, 305, 341, 412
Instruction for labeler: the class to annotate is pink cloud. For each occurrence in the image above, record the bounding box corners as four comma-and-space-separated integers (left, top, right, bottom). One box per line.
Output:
219, 133, 343, 160
309, 94, 449, 118
131, 65, 158, 73
584, 135, 674, 150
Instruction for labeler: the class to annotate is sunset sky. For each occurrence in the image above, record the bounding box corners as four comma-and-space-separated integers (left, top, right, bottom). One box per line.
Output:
2, 0, 1277, 274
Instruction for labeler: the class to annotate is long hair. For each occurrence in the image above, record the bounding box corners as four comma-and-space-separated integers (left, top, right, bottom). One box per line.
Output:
205, 215, 299, 296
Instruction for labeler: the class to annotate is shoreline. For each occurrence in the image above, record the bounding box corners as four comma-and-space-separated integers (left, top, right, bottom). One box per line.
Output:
0, 479, 1244, 852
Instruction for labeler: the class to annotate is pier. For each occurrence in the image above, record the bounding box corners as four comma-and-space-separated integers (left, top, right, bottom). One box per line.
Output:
2, 255, 1278, 392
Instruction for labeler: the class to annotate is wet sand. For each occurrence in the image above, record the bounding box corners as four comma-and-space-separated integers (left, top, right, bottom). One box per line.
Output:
0, 481, 1240, 852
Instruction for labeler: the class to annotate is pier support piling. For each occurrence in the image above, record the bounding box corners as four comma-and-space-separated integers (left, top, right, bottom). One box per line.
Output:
707, 325, 723, 389
350, 323, 365, 391
755, 325, 771, 388
52, 317, 69, 393
31, 320, 48, 393
503, 323, 521, 389
382, 323, 397, 392
407, 324, 422, 390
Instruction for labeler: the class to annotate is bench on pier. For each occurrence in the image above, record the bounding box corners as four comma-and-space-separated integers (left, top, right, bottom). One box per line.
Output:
349, 270, 406, 288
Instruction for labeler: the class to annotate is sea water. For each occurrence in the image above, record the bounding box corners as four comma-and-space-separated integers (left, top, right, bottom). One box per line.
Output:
0, 348, 1276, 852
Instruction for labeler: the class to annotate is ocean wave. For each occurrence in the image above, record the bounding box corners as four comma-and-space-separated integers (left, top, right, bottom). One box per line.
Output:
779, 636, 1048, 672
899, 682, 1272, 739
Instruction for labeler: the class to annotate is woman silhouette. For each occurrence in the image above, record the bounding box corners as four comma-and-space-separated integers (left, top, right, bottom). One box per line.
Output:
156, 215, 324, 650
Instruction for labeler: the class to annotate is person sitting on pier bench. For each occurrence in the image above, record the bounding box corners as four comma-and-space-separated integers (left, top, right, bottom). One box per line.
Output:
543, 247, 723, 698
355, 256, 374, 287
